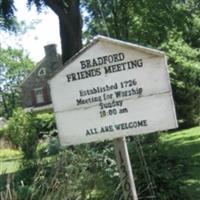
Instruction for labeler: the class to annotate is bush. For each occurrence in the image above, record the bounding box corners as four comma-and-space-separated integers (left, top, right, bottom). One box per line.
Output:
15, 143, 120, 200
34, 113, 57, 138
17, 185, 33, 200
37, 137, 61, 157
0, 126, 7, 138
7, 108, 38, 159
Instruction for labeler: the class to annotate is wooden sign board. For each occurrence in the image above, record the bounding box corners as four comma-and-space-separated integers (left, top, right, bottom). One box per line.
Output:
49, 36, 178, 146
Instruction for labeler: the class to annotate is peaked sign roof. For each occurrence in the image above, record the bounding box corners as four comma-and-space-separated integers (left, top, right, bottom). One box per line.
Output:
50, 35, 165, 80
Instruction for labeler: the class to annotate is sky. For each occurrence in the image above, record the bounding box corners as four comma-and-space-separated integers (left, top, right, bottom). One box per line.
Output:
0, 0, 61, 62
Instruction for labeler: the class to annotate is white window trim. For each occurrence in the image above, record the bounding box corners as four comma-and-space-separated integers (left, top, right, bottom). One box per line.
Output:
38, 67, 46, 77
34, 87, 45, 104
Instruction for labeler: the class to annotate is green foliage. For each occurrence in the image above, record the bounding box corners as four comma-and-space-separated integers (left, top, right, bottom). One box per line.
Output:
1, 127, 200, 199
83, 0, 200, 44
9, 143, 120, 200
0, 0, 42, 31
183, 11, 200, 48
0, 0, 17, 30
83, 0, 200, 128
162, 36, 200, 127
129, 126, 200, 199
7, 108, 38, 159
0, 149, 22, 160
17, 185, 33, 200
34, 113, 57, 138
27, 0, 70, 12
155, 127, 200, 199
37, 137, 60, 157
0, 47, 34, 118
27, 0, 45, 12
0, 1, 199, 199
47, 138, 60, 155
0, 159, 20, 174
0, 48, 34, 79
34, 113, 59, 157
0, 126, 6, 138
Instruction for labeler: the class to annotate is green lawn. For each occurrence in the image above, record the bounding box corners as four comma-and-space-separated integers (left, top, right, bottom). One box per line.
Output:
0, 158, 21, 174
159, 126, 200, 199
0, 149, 22, 174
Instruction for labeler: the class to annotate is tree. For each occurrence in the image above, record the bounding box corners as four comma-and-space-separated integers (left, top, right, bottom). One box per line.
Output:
83, 0, 200, 127
0, 47, 34, 118
0, 0, 17, 30
0, 0, 82, 64
83, 0, 200, 45
162, 36, 200, 127
43, 0, 82, 63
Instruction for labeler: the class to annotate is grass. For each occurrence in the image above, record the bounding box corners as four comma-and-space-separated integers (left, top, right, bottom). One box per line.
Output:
0, 159, 21, 174
0, 127, 200, 199
0, 149, 22, 174
0, 149, 22, 160
159, 126, 200, 199
0, 153, 57, 175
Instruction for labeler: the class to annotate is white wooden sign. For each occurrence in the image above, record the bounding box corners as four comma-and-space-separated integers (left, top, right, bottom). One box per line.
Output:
49, 36, 178, 146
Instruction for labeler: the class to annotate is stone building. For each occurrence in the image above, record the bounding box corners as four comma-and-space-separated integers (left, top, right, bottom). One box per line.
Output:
21, 44, 62, 112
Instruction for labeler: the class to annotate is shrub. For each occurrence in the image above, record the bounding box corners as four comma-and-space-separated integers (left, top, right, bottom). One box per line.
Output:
34, 113, 57, 138
0, 126, 7, 138
7, 108, 38, 159
37, 137, 61, 157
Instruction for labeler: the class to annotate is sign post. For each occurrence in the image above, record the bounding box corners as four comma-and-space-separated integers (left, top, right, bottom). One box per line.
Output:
49, 35, 178, 200
114, 137, 138, 200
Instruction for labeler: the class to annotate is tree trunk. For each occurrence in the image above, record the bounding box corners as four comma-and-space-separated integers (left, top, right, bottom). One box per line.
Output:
45, 0, 82, 64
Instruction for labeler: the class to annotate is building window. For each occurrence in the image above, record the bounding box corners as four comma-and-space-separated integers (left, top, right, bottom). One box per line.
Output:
34, 88, 44, 104
38, 68, 46, 77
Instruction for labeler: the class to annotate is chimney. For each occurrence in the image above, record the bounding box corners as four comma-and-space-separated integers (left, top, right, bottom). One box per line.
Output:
44, 44, 61, 73
44, 44, 57, 59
